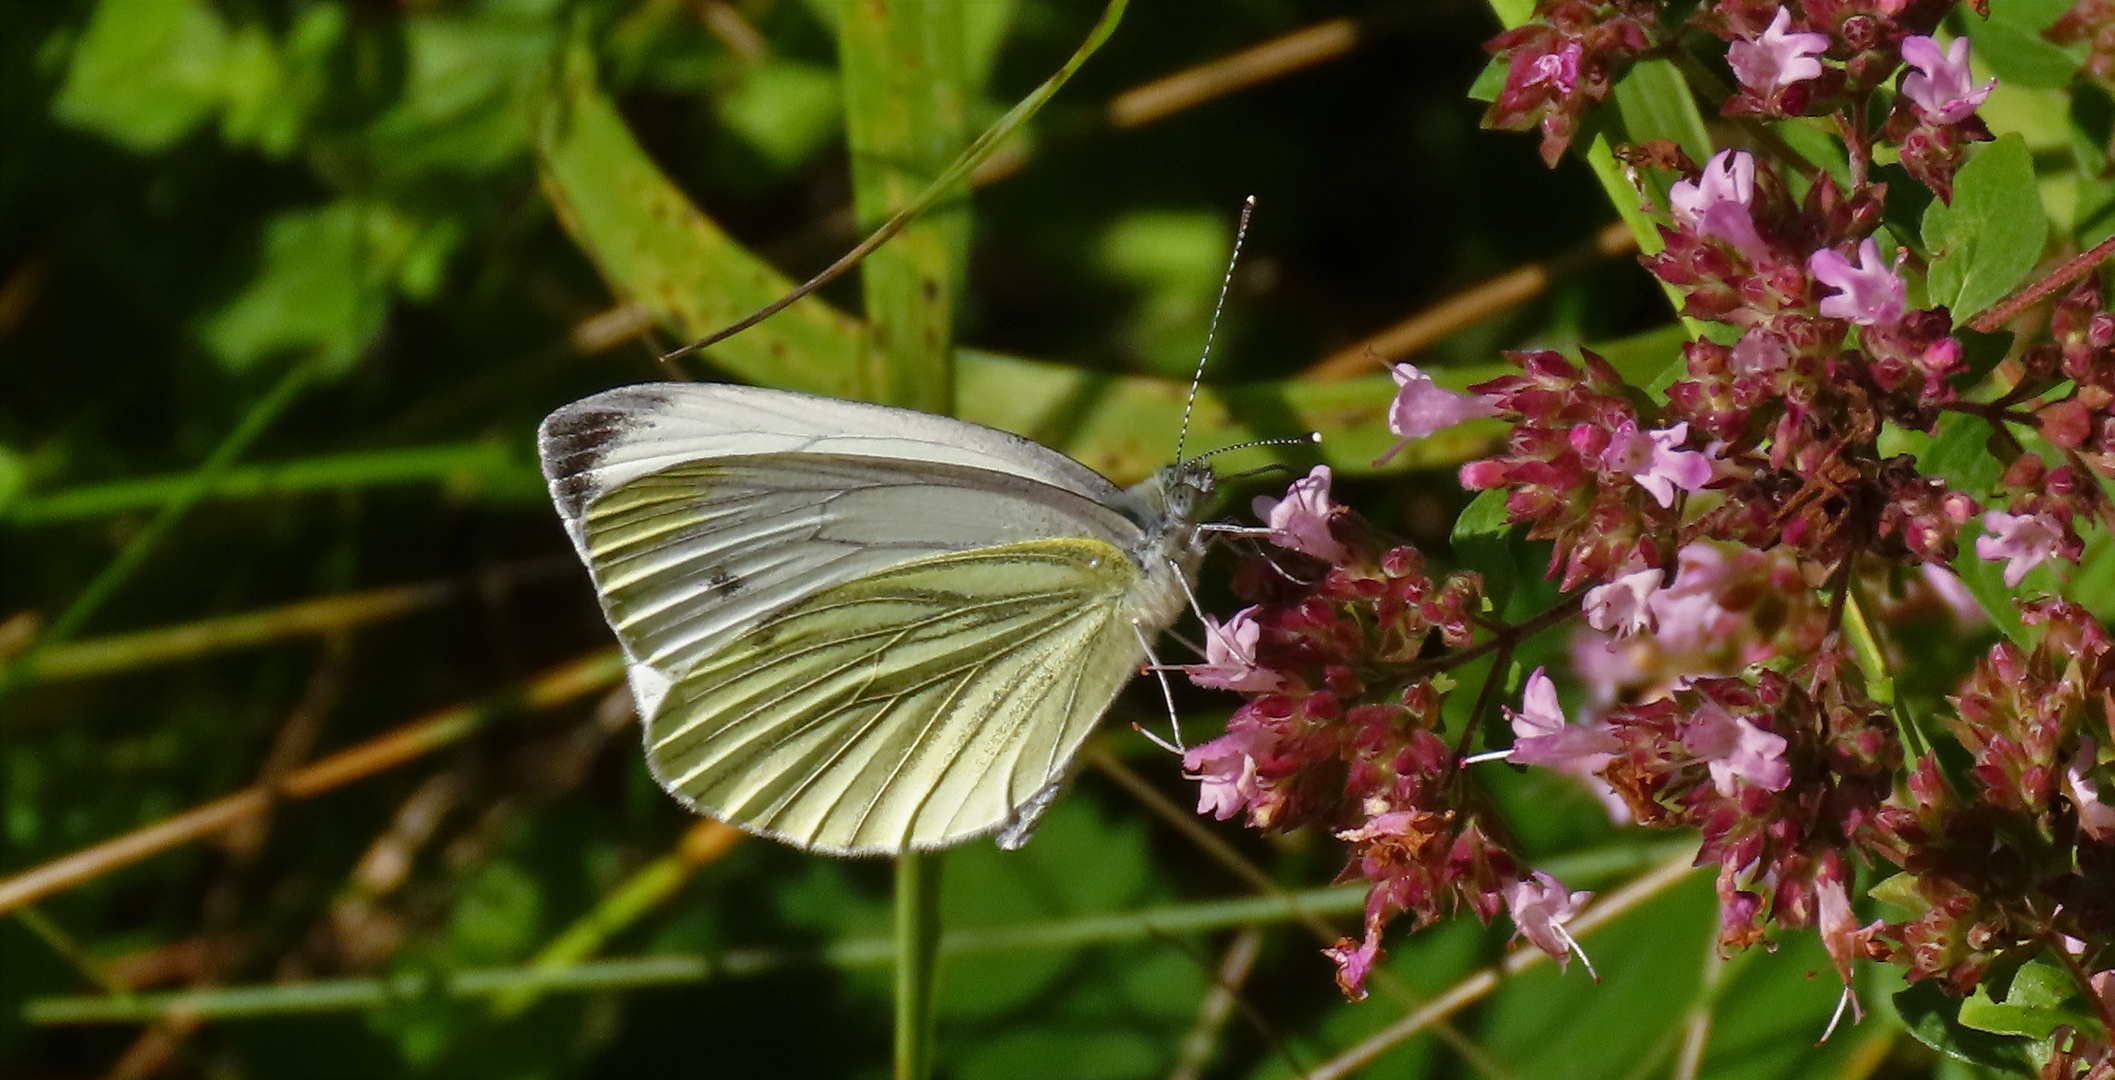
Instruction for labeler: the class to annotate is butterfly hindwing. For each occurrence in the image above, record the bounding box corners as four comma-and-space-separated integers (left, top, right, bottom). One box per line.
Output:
644, 537, 1146, 854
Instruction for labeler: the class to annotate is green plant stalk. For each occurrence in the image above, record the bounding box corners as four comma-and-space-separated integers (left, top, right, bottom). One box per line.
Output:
1306, 849, 1703, 1080
893, 852, 944, 1080
8, 442, 535, 525
14, 904, 131, 999
1842, 587, 1937, 763
28, 883, 1371, 1025
15, 581, 455, 685
488, 853, 692, 1020
19, 835, 1689, 1025
1, 359, 316, 697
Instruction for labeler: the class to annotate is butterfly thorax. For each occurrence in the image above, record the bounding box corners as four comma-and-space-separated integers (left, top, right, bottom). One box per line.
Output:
1116, 458, 1215, 629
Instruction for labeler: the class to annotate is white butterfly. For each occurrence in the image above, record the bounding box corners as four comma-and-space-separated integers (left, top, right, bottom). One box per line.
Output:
538, 384, 1216, 855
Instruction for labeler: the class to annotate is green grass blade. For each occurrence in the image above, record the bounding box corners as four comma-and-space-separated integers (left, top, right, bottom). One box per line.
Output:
657, 0, 1129, 365
836, 0, 970, 412
0, 357, 316, 698
6, 441, 538, 524
531, 26, 870, 397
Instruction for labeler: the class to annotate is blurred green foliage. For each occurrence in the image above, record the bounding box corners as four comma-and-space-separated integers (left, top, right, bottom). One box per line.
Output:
0, 0, 2020, 1077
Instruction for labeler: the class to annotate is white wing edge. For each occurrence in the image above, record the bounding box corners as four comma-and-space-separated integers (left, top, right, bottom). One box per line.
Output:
536, 383, 1136, 544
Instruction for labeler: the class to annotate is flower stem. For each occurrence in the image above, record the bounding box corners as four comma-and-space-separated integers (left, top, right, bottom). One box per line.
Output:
894, 852, 943, 1080
1968, 230, 2115, 334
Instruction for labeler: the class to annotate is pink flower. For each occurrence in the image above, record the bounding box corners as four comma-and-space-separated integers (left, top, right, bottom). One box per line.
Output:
1183, 730, 1264, 820
1975, 510, 2066, 587
1727, 8, 1829, 94
1815, 870, 1877, 1014
1601, 420, 1714, 508
1650, 545, 1742, 654
1900, 35, 1995, 125
1669, 150, 1768, 260
1505, 871, 1593, 971
1322, 934, 1382, 1001
1183, 607, 1284, 693
1809, 238, 1907, 327
2065, 737, 2115, 842
1817, 875, 1857, 974
1253, 465, 1350, 563
1731, 327, 1790, 375
1584, 566, 1665, 636
1377, 363, 1502, 464
1526, 40, 1581, 95
1921, 564, 1985, 624
1684, 702, 1791, 796
1507, 667, 1620, 767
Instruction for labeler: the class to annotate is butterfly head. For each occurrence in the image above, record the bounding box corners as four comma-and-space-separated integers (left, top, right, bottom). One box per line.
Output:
1125, 458, 1217, 560
1160, 458, 1217, 528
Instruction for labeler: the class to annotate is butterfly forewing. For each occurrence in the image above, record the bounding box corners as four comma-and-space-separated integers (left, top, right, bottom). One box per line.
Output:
646, 538, 1145, 853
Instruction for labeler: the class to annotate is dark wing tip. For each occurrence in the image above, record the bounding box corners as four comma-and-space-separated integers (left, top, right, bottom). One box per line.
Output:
537, 386, 671, 518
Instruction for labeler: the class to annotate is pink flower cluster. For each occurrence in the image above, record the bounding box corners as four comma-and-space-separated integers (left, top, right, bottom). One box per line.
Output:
1175, 468, 1597, 996
1174, 3, 2115, 1063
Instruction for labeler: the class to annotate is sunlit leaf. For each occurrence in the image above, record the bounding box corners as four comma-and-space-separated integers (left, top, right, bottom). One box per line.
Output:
201, 200, 448, 376
1896, 980, 2039, 1071
717, 59, 843, 171
52, 0, 229, 153
1924, 135, 2050, 325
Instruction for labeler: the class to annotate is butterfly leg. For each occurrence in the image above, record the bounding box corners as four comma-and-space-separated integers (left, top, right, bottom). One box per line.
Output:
1167, 556, 1212, 625
1130, 620, 1187, 754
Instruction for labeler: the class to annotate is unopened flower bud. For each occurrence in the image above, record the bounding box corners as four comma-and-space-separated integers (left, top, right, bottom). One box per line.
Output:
2040, 398, 2093, 449
1942, 492, 1978, 523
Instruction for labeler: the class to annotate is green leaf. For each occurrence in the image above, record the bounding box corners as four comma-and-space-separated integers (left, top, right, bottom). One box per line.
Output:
1912, 412, 2028, 643
1895, 980, 2038, 1073
1965, 11, 2084, 89
716, 59, 843, 171
201, 200, 443, 375
937, 799, 1153, 1022
1953, 328, 2015, 390
1958, 959, 2101, 1041
361, 4, 559, 184
1099, 210, 1236, 379
216, 6, 344, 157
1610, 58, 1713, 168
1923, 135, 2050, 325
1468, 54, 1508, 103
1449, 488, 1559, 621
1895, 979, 2038, 1071
0, 446, 24, 519
448, 860, 545, 966
52, 0, 229, 152
1774, 118, 1855, 193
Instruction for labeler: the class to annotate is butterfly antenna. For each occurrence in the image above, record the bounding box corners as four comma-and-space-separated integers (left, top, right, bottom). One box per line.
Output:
1194, 432, 1320, 462
1175, 195, 1256, 465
